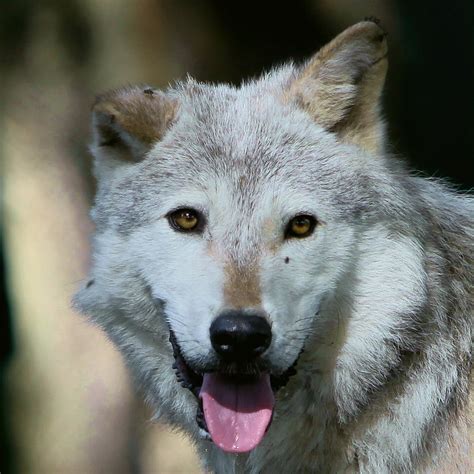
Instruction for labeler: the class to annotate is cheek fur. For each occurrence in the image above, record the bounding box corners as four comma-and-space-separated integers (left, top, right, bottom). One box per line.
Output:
131, 224, 226, 309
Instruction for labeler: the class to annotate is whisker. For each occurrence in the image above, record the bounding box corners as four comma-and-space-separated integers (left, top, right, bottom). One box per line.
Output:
293, 316, 316, 324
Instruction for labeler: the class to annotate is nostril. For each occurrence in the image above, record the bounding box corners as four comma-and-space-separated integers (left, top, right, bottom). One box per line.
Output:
212, 332, 233, 354
247, 331, 271, 355
210, 311, 272, 362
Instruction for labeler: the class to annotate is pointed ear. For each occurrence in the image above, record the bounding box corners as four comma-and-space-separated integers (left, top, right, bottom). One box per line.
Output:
286, 20, 388, 154
91, 85, 178, 171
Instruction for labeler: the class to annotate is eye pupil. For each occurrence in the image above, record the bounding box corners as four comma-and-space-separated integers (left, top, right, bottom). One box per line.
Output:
294, 218, 308, 227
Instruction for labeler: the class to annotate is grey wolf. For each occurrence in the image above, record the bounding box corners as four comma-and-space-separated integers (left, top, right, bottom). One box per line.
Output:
74, 20, 473, 473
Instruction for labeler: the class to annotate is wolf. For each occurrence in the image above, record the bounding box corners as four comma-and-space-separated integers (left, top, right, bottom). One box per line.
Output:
74, 20, 473, 473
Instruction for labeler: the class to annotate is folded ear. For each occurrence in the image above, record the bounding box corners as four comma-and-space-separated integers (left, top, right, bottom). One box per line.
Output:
286, 20, 388, 154
91, 85, 178, 172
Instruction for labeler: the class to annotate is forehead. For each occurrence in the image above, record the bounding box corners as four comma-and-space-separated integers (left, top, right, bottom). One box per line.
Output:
149, 86, 353, 191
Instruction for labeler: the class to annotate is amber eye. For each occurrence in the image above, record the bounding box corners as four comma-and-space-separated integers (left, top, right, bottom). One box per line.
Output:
167, 208, 202, 232
285, 214, 317, 239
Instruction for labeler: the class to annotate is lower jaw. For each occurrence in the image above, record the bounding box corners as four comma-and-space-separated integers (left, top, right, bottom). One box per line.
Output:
169, 331, 301, 449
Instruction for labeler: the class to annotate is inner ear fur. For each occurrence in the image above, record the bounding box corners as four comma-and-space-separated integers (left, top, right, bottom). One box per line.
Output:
286, 20, 388, 154
91, 85, 178, 163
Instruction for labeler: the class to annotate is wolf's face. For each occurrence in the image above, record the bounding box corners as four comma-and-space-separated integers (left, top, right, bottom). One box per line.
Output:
115, 96, 363, 372
76, 21, 414, 453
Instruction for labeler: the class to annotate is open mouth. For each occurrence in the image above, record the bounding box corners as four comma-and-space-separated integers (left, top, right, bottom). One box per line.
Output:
169, 330, 300, 453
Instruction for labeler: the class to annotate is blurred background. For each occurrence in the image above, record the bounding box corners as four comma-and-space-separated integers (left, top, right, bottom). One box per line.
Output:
0, 0, 473, 472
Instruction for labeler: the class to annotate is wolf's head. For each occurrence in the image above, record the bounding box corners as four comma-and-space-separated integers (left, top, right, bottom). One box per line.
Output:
75, 21, 427, 454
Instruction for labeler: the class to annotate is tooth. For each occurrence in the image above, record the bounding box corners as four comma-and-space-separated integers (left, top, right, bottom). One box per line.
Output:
198, 428, 211, 440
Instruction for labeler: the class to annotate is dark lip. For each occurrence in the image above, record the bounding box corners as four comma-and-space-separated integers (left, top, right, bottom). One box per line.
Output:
169, 330, 202, 397
169, 329, 302, 436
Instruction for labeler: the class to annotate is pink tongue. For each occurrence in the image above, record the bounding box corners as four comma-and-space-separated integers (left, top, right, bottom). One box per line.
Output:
200, 373, 274, 453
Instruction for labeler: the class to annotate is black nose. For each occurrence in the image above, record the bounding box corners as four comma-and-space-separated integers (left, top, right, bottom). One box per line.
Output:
210, 310, 272, 362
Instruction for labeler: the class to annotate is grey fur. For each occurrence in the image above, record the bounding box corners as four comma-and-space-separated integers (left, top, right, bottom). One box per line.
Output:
75, 22, 473, 473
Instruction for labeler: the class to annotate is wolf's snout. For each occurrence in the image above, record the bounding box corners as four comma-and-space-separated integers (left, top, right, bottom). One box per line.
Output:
210, 311, 272, 362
